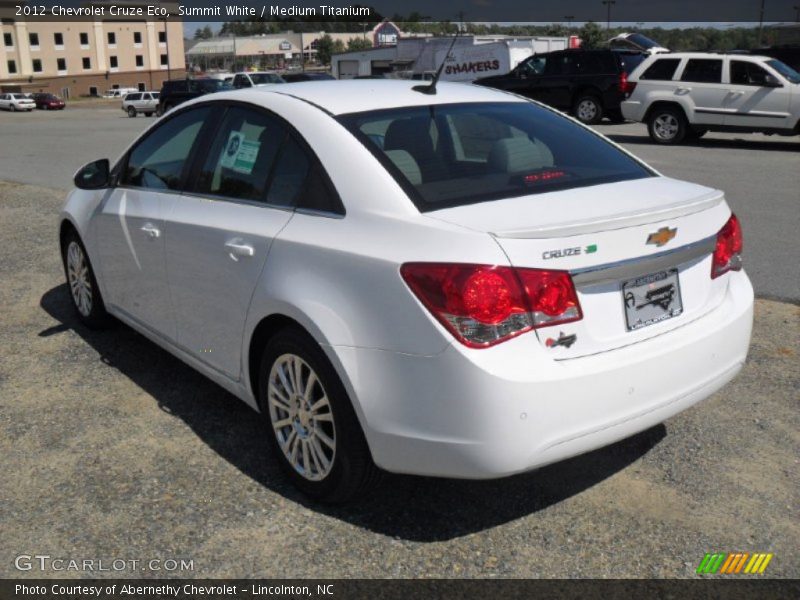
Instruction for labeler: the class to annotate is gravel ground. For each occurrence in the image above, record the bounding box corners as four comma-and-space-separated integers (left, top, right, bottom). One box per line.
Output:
0, 180, 797, 579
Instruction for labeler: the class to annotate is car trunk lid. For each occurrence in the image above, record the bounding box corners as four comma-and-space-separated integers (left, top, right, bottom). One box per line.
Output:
425, 177, 733, 357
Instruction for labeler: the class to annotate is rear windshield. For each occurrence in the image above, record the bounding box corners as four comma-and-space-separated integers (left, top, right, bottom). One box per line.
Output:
338, 101, 653, 212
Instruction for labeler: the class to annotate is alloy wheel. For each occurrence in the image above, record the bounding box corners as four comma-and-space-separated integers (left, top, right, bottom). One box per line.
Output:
267, 353, 336, 481
653, 114, 679, 140
66, 241, 92, 317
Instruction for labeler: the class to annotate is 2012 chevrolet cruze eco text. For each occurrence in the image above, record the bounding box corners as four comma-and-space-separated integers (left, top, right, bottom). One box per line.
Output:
60, 81, 753, 502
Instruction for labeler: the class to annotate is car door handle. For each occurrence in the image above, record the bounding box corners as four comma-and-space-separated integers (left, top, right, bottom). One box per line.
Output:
675, 87, 692, 94
224, 240, 254, 261
728, 90, 745, 96
140, 223, 160, 239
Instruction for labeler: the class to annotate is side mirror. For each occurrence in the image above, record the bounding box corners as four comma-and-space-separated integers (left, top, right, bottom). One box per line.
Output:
74, 159, 110, 190
763, 74, 782, 88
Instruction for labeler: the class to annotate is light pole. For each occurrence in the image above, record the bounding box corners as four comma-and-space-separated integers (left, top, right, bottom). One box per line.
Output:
602, 0, 616, 30
757, 0, 766, 46
564, 15, 574, 28
795, 5, 800, 21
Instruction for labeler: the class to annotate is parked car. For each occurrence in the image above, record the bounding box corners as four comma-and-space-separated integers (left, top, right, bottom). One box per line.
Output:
61, 80, 753, 502
32, 93, 66, 110
122, 91, 159, 117
103, 88, 138, 99
156, 78, 230, 116
231, 72, 286, 88
282, 72, 335, 83
621, 52, 800, 144
474, 48, 646, 124
0, 93, 36, 111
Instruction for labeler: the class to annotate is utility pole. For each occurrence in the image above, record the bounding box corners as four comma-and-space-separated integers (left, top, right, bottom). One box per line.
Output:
602, 0, 616, 30
795, 5, 800, 21
757, 0, 766, 46
564, 15, 575, 28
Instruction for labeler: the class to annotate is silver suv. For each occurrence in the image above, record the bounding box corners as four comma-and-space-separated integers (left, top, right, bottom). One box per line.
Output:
121, 91, 160, 118
621, 52, 800, 144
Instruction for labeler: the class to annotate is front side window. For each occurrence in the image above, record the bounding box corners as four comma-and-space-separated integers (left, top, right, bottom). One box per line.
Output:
546, 53, 576, 76
196, 107, 286, 201
519, 55, 546, 76
339, 101, 653, 212
730, 61, 773, 86
680, 59, 722, 83
640, 58, 681, 81
123, 107, 211, 191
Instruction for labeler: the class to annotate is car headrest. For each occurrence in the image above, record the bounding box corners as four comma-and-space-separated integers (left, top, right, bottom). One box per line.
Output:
384, 150, 422, 186
488, 137, 554, 173
384, 118, 435, 158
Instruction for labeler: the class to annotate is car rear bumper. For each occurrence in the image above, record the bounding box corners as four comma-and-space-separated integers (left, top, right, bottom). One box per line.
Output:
332, 271, 753, 479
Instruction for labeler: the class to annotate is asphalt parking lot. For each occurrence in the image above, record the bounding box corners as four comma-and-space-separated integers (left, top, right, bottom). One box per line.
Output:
0, 105, 798, 579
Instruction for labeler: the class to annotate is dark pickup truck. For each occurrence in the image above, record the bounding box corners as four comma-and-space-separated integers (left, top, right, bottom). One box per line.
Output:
156, 78, 230, 116
474, 49, 646, 124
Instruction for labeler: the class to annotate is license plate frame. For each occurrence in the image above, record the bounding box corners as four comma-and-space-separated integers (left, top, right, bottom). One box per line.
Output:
622, 268, 683, 332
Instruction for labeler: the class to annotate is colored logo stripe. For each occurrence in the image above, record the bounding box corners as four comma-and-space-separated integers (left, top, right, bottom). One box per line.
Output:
697, 552, 773, 574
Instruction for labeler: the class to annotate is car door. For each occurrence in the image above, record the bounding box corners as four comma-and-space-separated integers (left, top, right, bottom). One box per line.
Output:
540, 51, 577, 109
724, 60, 793, 129
675, 58, 728, 125
95, 105, 215, 340
164, 104, 301, 379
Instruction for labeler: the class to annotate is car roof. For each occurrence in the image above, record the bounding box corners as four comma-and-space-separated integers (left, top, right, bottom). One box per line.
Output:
220, 80, 524, 116
645, 52, 772, 62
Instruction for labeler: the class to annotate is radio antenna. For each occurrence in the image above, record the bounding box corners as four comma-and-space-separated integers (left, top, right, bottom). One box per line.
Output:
413, 24, 462, 95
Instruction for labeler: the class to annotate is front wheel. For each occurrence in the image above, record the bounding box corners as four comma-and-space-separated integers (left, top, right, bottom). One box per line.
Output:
259, 328, 379, 503
127, 106, 137, 118
647, 107, 688, 144
573, 95, 603, 125
61, 231, 111, 329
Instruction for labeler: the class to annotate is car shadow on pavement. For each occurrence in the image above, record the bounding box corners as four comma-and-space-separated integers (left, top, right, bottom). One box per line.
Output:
41, 283, 666, 543
606, 133, 800, 153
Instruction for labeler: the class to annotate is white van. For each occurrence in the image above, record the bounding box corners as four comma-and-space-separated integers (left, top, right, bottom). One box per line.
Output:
103, 88, 138, 99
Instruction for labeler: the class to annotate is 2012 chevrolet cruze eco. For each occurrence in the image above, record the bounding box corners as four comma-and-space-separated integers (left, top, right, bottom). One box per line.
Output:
60, 81, 753, 502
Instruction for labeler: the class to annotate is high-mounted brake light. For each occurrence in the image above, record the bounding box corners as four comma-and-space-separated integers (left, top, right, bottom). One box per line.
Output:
400, 263, 582, 348
711, 213, 743, 279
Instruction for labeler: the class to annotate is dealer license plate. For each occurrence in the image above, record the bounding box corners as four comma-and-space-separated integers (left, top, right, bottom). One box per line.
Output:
622, 269, 683, 331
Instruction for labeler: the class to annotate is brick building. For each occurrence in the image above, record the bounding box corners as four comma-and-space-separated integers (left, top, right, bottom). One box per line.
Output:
0, 1, 184, 97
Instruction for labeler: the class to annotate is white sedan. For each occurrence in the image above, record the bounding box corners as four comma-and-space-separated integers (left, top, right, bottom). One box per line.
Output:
60, 81, 753, 502
0, 92, 36, 111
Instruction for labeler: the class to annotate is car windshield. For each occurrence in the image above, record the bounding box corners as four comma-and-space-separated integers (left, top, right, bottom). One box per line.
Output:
339, 101, 654, 212
250, 73, 282, 84
767, 59, 800, 84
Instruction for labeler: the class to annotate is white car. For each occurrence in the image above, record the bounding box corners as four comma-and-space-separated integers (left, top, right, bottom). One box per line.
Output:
231, 71, 286, 88
622, 52, 800, 144
60, 81, 753, 502
121, 91, 160, 117
0, 92, 36, 111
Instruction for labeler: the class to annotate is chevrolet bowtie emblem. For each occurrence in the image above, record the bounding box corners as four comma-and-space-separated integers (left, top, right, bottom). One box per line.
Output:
646, 226, 677, 247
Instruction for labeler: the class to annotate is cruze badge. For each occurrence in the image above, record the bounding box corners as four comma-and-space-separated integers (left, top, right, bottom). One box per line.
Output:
545, 332, 577, 349
646, 226, 677, 247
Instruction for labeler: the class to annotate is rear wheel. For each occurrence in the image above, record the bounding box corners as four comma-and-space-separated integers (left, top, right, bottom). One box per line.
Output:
647, 107, 688, 145
258, 328, 379, 503
61, 230, 111, 329
573, 95, 603, 125
127, 106, 137, 118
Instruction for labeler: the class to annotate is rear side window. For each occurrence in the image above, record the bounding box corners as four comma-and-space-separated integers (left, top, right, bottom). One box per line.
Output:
339, 102, 653, 212
196, 106, 286, 202
126, 93, 141, 101
123, 107, 211, 190
640, 58, 680, 80
680, 59, 722, 83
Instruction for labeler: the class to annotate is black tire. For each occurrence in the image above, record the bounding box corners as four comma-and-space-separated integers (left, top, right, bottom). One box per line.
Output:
647, 107, 688, 145
606, 109, 626, 124
61, 229, 111, 329
573, 94, 604, 125
155, 105, 163, 117
258, 327, 380, 503
687, 128, 708, 139
127, 106, 137, 118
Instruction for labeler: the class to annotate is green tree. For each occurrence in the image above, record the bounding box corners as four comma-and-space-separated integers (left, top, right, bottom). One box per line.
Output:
346, 37, 373, 51
193, 25, 213, 40
579, 21, 604, 49
315, 34, 346, 65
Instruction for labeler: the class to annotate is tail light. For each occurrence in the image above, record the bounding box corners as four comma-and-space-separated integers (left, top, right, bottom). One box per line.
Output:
618, 71, 636, 96
711, 213, 743, 279
400, 263, 582, 348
